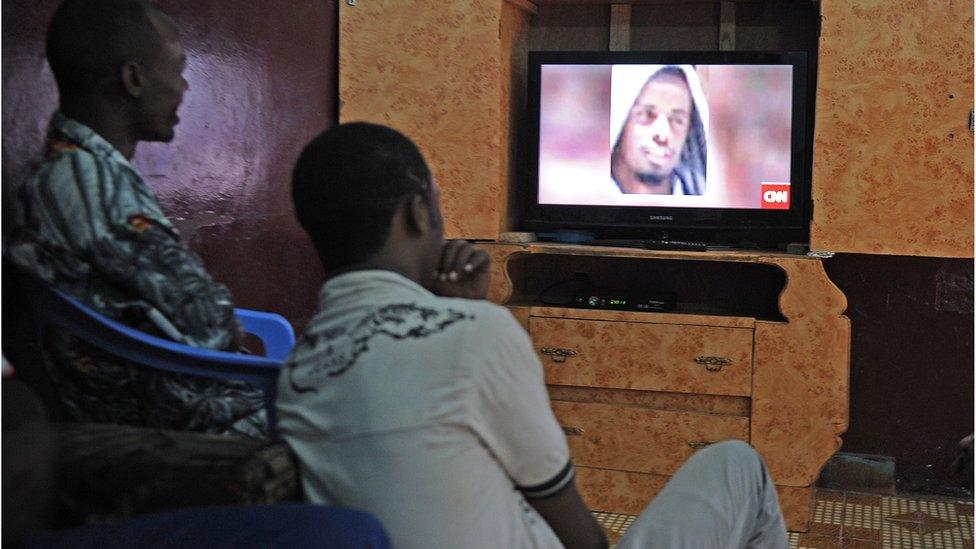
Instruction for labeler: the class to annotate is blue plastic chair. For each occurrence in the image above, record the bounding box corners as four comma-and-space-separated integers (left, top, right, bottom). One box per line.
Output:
25, 277, 294, 437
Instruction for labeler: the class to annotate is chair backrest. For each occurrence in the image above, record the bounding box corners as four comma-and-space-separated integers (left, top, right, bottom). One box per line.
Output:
24, 276, 293, 437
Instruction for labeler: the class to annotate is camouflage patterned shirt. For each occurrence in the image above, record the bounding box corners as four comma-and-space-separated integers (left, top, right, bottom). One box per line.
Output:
5, 112, 266, 437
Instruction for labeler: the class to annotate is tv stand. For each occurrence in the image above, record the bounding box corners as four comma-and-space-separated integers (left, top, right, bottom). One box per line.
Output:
533, 231, 787, 253
536, 233, 718, 252
587, 239, 711, 252
480, 241, 850, 532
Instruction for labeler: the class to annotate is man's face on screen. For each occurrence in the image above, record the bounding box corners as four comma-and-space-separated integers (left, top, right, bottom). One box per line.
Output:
616, 72, 693, 184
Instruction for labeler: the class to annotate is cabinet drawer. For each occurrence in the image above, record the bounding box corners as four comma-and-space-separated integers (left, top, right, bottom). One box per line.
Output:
530, 317, 753, 396
575, 466, 667, 516
552, 400, 749, 476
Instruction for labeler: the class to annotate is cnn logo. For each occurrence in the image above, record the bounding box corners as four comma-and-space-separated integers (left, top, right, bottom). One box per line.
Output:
761, 182, 791, 210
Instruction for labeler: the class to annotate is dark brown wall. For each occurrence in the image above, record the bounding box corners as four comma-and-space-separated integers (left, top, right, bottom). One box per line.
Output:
2, 0, 336, 329
825, 255, 974, 496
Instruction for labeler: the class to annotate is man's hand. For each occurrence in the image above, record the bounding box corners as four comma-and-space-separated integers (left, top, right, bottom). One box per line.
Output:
430, 240, 490, 300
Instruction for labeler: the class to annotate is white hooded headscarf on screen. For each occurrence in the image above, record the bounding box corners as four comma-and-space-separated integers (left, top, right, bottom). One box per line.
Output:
609, 64, 709, 196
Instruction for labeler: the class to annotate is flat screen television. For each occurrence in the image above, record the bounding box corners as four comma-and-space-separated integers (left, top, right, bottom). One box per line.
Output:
520, 50, 813, 249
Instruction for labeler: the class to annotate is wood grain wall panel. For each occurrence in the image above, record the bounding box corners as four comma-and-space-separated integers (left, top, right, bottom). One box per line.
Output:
811, 0, 974, 257
338, 0, 505, 239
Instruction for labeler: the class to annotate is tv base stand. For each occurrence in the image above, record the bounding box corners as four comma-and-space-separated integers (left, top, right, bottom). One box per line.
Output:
481, 242, 850, 532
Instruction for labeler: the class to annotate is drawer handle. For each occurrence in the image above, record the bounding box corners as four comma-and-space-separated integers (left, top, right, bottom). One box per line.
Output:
562, 426, 585, 436
688, 440, 713, 449
541, 347, 578, 363
695, 356, 731, 371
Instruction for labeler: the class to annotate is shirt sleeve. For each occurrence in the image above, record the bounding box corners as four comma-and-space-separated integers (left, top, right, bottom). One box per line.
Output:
466, 305, 573, 499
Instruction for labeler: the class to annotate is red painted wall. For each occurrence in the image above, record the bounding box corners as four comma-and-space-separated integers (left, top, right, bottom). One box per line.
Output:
825, 255, 974, 496
2, 0, 336, 329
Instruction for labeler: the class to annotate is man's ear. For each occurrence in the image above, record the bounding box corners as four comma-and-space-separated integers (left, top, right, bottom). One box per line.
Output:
120, 61, 145, 98
404, 194, 432, 236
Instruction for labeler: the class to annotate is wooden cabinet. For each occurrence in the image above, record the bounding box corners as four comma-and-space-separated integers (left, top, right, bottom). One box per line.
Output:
485, 242, 851, 532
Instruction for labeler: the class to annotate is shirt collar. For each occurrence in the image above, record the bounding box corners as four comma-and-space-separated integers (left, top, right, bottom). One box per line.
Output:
317, 269, 433, 309
50, 111, 135, 170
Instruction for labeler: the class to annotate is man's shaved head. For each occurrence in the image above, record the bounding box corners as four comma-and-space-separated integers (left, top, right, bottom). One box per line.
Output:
46, 0, 164, 97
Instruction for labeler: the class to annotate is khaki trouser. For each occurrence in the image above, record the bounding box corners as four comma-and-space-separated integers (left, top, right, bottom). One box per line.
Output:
616, 440, 788, 549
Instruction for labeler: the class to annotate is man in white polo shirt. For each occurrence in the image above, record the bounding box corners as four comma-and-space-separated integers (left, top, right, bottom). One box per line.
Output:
277, 122, 788, 549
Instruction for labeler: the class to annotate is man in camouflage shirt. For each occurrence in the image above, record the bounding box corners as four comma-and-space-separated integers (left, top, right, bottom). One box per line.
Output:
4, 0, 265, 437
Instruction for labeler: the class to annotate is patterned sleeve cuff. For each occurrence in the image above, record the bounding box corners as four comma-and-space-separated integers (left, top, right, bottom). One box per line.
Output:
517, 460, 575, 500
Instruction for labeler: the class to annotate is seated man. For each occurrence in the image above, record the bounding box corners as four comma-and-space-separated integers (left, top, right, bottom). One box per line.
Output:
4, 0, 264, 436
278, 122, 789, 548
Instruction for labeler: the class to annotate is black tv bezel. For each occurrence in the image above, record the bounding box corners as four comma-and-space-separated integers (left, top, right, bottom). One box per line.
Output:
520, 50, 812, 247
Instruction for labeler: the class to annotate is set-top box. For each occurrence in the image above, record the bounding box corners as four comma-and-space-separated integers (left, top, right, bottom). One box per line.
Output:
572, 291, 675, 313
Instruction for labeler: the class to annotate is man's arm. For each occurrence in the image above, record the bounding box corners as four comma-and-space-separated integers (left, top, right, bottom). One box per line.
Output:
526, 479, 608, 549
466, 301, 607, 549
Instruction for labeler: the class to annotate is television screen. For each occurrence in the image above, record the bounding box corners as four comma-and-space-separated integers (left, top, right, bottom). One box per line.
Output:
523, 51, 811, 246
540, 63, 793, 209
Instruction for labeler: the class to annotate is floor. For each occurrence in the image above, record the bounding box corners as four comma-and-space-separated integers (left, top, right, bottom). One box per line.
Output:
592, 490, 974, 548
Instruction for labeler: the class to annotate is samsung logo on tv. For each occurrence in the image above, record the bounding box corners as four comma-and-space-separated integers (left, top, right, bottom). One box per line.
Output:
648, 215, 674, 221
